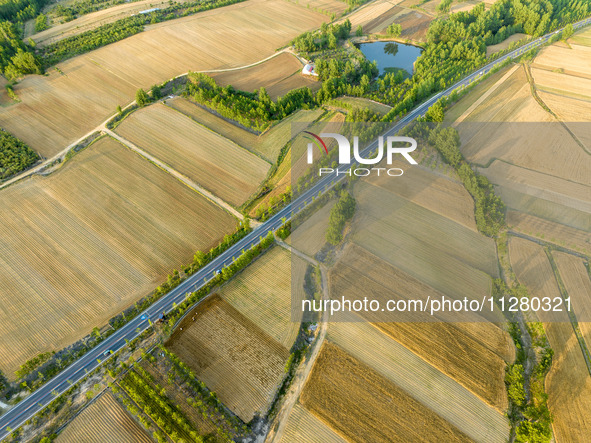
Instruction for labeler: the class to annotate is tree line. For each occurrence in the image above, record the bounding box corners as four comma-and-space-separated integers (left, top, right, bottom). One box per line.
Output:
185, 72, 315, 131
404, 117, 505, 237
39, 0, 246, 66
326, 190, 356, 245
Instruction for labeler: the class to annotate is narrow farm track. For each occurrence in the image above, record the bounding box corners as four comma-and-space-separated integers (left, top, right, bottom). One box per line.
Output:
0, 49, 292, 192
104, 130, 244, 220
266, 241, 329, 443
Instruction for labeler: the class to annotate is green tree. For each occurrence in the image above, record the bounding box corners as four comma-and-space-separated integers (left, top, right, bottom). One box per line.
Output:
563, 23, 574, 39
356, 25, 363, 37
150, 84, 161, 100
387, 23, 402, 38
135, 88, 149, 107
425, 100, 444, 122
35, 13, 48, 32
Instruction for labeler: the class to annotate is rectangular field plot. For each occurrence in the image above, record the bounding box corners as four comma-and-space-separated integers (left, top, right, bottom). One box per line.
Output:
0, 136, 236, 377
166, 296, 289, 422
166, 98, 323, 162
351, 180, 498, 304
280, 403, 347, 443
115, 103, 270, 206
210, 52, 319, 100
219, 246, 308, 349
300, 342, 473, 443
327, 319, 511, 442
56, 391, 152, 443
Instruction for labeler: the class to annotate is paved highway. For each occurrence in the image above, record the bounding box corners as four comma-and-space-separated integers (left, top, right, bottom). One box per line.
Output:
1, 16, 590, 441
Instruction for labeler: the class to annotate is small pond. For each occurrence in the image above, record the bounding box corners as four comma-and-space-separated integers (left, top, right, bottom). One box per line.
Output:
356, 41, 423, 77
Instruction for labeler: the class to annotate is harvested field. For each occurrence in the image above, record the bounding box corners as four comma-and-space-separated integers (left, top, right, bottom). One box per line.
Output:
486, 33, 527, 56
366, 162, 478, 230
280, 403, 347, 443
346, 0, 402, 32
507, 210, 591, 255
533, 44, 591, 79
569, 27, 591, 47
327, 319, 511, 442
219, 246, 308, 349
509, 237, 591, 442
0, 136, 235, 377
210, 52, 320, 100
450, 0, 481, 13
499, 186, 591, 233
329, 245, 511, 408
166, 296, 289, 422
396, 9, 432, 41
56, 391, 152, 443
553, 252, 591, 346
289, 198, 336, 256
31, 0, 194, 47
351, 180, 498, 303
288, 0, 348, 15
301, 342, 473, 443
115, 103, 270, 206
480, 161, 591, 214
532, 68, 591, 100
167, 97, 323, 161
0, 0, 326, 158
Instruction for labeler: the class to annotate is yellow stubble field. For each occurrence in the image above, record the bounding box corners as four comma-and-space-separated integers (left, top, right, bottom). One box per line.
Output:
300, 342, 474, 442
0, 136, 236, 377
0, 0, 326, 158
210, 52, 320, 100
166, 296, 290, 422
115, 103, 270, 206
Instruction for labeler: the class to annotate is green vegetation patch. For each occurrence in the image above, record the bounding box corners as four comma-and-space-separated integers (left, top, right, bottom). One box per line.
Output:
0, 128, 40, 180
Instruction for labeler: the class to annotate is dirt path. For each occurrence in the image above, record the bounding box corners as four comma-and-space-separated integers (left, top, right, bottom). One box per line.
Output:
0, 50, 293, 191
105, 129, 244, 220
266, 240, 329, 443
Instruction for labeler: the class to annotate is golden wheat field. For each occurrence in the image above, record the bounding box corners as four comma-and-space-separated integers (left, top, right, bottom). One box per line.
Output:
533, 44, 591, 78
31, 0, 194, 47
509, 237, 591, 442
0, 0, 326, 157
287, 0, 348, 15
366, 162, 478, 230
166, 296, 289, 422
0, 136, 235, 377
507, 210, 591, 255
289, 198, 336, 256
351, 180, 497, 304
329, 244, 510, 407
56, 391, 152, 443
166, 97, 324, 161
219, 246, 307, 349
280, 403, 347, 443
552, 252, 591, 348
210, 52, 320, 100
532, 67, 591, 100
327, 318, 511, 442
115, 103, 270, 206
301, 342, 473, 443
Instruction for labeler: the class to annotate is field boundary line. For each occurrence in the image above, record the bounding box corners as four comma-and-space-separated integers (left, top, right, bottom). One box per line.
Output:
104, 130, 244, 220
452, 64, 520, 126
508, 231, 590, 260
524, 62, 591, 155
544, 248, 591, 376
265, 261, 329, 443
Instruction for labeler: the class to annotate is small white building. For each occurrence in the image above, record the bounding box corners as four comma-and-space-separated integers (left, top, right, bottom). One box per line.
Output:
302, 63, 318, 76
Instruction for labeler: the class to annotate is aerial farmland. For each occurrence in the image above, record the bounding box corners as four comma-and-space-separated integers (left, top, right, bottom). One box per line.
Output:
0, 0, 590, 441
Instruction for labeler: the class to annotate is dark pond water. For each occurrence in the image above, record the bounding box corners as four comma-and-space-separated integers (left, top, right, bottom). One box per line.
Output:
357, 41, 423, 76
